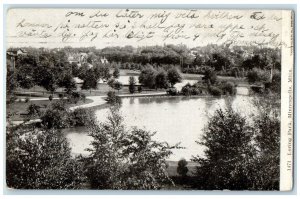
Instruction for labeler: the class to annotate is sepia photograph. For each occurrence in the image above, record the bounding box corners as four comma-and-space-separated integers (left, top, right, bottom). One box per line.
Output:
4, 7, 294, 192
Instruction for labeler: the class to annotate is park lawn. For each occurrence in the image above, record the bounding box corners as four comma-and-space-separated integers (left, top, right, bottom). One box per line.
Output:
7, 98, 93, 121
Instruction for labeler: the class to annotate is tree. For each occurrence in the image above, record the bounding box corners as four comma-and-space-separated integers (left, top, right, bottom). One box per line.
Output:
113, 81, 123, 93
40, 101, 70, 129
155, 70, 169, 89
138, 66, 157, 89
26, 104, 41, 119
113, 66, 120, 79
251, 94, 280, 190
105, 91, 122, 105
6, 126, 84, 189
128, 76, 136, 94
251, 114, 280, 190
86, 106, 178, 189
177, 158, 188, 177
202, 66, 217, 85
167, 68, 182, 87
57, 73, 77, 94
16, 65, 35, 89
192, 109, 255, 190
81, 69, 99, 93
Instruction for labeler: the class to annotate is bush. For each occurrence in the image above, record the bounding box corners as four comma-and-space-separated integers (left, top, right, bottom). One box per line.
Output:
166, 87, 178, 96
69, 108, 95, 127
138, 86, 142, 93
58, 93, 64, 99
27, 104, 41, 119
181, 83, 192, 96
24, 97, 30, 103
247, 68, 271, 84
49, 95, 53, 101
86, 107, 178, 189
105, 91, 122, 105
192, 109, 254, 190
6, 127, 84, 189
202, 66, 217, 85
80, 93, 86, 102
40, 101, 69, 129
209, 86, 222, 97
68, 91, 81, 104
221, 81, 237, 95
129, 76, 136, 94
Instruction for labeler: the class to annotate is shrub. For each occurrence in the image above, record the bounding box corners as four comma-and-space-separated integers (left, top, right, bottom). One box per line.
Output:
27, 104, 41, 119
181, 83, 192, 96
221, 81, 237, 95
24, 97, 30, 103
247, 68, 271, 84
209, 86, 222, 97
86, 107, 178, 189
80, 93, 86, 103
129, 76, 136, 94
58, 93, 64, 99
40, 101, 69, 129
68, 91, 81, 104
49, 95, 53, 101
202, 66, 217, 85
177, 158, 189, 177
192, 109, 255, 190
6, 127, 84, 189
69, 108, 95, 127
166, 87, 178, 96
138, 86, 142, 93
105, 91, 122, 105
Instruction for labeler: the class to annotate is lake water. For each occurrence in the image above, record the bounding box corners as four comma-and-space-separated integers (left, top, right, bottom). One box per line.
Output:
64, 87, 256, 161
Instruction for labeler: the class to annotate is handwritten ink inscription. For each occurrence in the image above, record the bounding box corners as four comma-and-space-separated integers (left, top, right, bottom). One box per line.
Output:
7, 9, 288, 48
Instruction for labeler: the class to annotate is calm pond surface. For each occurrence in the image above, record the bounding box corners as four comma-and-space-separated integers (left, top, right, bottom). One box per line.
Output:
64, 87, 256, 161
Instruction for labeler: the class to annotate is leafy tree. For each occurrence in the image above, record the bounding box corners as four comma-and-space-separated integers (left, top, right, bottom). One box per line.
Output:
113, 66, 120, 79
40, 101, 70, 129
167, 68, 182, 87
107, 78, 116, 89
105, 91, 122, 105
251, 114, 280, 190
6, 126, 84, 189
128, 76, 136, 94
113, 81, 123, 93
138, 66, 157, 89
177, 158, 189, 177
85, 106, 178, 189
247, 68, 270, 84
155, 69, 169, 89
81, 69, 99, 93
69, 108, 96, 127
57, 73, 77, 94
6, 66, 18, 99
202, 66, 217, 85
26, 104, 41, 119
192, 109, 255, 190
16, 65, 35, 89
220, 81, 237, 95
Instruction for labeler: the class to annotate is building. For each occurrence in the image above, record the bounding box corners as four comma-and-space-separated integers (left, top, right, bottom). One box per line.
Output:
67, 52, 88, 65
6, 48, 28, 69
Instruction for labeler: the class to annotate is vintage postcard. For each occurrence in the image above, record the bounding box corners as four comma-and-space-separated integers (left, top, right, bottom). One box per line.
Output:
5, 8, 294, 191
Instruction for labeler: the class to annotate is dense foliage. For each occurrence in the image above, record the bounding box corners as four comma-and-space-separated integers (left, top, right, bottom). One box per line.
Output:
192, 104, 280, 190
6, 126, 84, 189
85, 106, 179, 189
